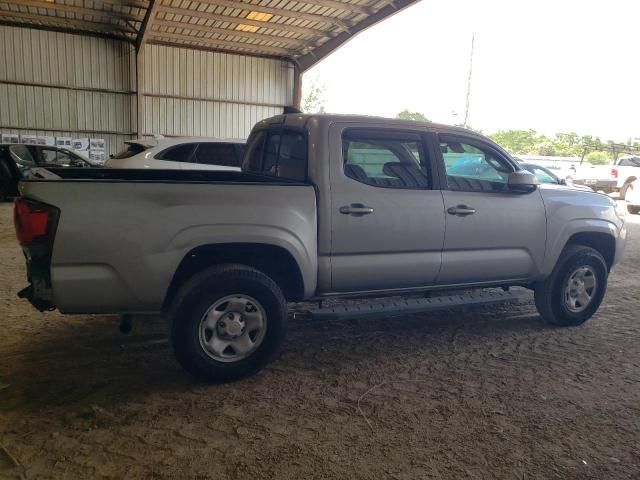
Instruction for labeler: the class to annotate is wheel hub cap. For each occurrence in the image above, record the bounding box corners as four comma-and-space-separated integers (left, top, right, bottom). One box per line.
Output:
563, 266, 597, 313
217, 313, 245, 338
198, 295, 267, 363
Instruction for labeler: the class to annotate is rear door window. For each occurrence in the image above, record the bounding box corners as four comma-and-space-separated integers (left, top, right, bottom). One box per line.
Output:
618, 157, 640, 167
194, 143, 239, 167
342, 131, 430, 189
156, 144, 196, 163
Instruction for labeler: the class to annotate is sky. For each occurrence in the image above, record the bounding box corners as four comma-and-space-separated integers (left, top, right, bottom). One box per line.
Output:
303, 0, 640, 142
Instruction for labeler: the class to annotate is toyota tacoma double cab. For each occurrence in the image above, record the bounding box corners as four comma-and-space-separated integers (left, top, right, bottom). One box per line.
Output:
14, 114, 627, 382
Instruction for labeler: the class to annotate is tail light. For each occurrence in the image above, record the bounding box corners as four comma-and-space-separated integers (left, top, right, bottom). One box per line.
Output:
14, 198, 59, 247
611, 168, 618, 179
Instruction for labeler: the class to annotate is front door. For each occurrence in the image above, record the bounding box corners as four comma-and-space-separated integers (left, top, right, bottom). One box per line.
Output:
329, 125, 446, 293
437, 134, 547, 285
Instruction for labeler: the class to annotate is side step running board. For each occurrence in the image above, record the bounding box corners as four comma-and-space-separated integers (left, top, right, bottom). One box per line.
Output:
307, 290, 528, 321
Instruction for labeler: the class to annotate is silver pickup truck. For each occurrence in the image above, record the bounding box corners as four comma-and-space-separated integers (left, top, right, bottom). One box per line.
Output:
15, 114, 627, 381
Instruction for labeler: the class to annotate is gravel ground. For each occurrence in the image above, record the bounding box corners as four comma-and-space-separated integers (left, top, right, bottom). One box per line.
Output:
0, 202, 639, 479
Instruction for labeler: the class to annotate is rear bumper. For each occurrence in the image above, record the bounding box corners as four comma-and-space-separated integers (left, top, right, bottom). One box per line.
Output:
573, 179, 617, 193
18, 247, 56, 311
17, 284, 55, 311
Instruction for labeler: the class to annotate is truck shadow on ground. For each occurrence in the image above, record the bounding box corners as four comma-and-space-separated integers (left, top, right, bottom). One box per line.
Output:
1, 300, 550, 417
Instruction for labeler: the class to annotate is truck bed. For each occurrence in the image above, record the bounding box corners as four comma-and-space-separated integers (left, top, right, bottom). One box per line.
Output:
19, 168, 318, 314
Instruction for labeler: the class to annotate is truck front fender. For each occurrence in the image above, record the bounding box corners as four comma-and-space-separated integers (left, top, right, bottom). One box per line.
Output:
542, 218, 620, 276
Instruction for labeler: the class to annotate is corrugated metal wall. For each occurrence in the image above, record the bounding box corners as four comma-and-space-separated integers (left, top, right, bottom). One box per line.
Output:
0, 26, 295, 157
0, 25, 136, 157
141, 44, 294, 139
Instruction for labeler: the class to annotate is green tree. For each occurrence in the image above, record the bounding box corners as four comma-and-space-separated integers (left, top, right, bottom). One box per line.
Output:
301, 79, 326, 114
489, 130, 540, 154
534, 142, 557, 156
396, 110, 430, 122
585, 151, 611, 165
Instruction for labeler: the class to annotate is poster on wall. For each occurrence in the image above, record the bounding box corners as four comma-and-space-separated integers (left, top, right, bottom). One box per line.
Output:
90, 138, 105, 151
89, 150, 106, 163
72, 138, 90, 163
89, 138, 106, 165
72, 138, 89, 151
20, 134, 38, 145
37, 136, 55, 146
55, 137, 73, 148
1, 133, 20, 144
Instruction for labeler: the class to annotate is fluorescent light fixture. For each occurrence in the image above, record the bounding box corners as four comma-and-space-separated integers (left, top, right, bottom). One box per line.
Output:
246, 11, 273, 22
235, 24, 259, 33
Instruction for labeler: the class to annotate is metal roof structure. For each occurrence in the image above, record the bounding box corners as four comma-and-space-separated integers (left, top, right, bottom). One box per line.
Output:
0, 0, 419, 71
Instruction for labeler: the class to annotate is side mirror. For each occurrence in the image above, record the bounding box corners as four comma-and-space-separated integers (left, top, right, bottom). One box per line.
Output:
507, 170, 539, 193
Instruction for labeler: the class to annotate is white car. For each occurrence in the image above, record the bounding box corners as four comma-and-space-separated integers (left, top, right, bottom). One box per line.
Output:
626, 178, 640, 214
105, 137, 244, 171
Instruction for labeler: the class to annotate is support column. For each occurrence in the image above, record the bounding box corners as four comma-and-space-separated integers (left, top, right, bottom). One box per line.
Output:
293, 64, 302, 110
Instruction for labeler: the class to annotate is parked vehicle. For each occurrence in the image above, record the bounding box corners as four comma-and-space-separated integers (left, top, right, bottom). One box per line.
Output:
105, 137, 244, 171
519, 162, 593, 191
0, 144, 94, 201
572, 163, 617, 193
611, 156, 640, 199
517, 159, 616, 193
626, 178, 640, 214
15, 114, 627, 382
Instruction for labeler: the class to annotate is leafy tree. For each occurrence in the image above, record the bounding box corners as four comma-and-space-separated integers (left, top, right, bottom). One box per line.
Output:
535, 142, 557, 156
396, 110, 430, 122
302, 79, 326, 114
489, 130, 540, 154
585, 151, 612, 165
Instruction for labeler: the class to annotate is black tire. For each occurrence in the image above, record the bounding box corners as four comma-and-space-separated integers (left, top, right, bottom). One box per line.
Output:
534, 245, 608, 326
0, 184, 7, 202
628, 205, 640, 215
169, 264, 287, 382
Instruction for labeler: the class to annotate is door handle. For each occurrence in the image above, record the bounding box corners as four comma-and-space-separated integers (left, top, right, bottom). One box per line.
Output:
340, 203, 374, 216
447, 205, 476, 216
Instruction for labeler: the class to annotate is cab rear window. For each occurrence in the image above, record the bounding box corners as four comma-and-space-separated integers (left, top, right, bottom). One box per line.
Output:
242, 129, 307, 182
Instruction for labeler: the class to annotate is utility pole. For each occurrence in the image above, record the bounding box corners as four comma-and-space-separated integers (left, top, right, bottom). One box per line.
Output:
463, 33, 475, 128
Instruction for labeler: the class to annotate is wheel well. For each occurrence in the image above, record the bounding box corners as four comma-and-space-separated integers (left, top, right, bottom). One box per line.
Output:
163, 243, 305, 308
566, 232, 615, 270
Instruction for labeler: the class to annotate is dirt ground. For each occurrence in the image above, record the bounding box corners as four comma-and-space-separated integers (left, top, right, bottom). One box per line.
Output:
0, 202, 639, 479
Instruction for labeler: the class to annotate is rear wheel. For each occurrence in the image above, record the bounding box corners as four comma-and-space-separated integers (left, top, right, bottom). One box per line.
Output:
169, 264, 287, 382
534, 245, 608, 326
628, 205, 640, 215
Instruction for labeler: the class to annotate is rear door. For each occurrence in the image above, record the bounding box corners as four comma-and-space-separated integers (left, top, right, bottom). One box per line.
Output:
328, 125, 445, 293
436, 133, 546, 285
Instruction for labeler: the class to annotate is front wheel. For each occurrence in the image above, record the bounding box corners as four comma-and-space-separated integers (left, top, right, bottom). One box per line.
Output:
534, 245, 608, 326
169, 264, 287, 382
